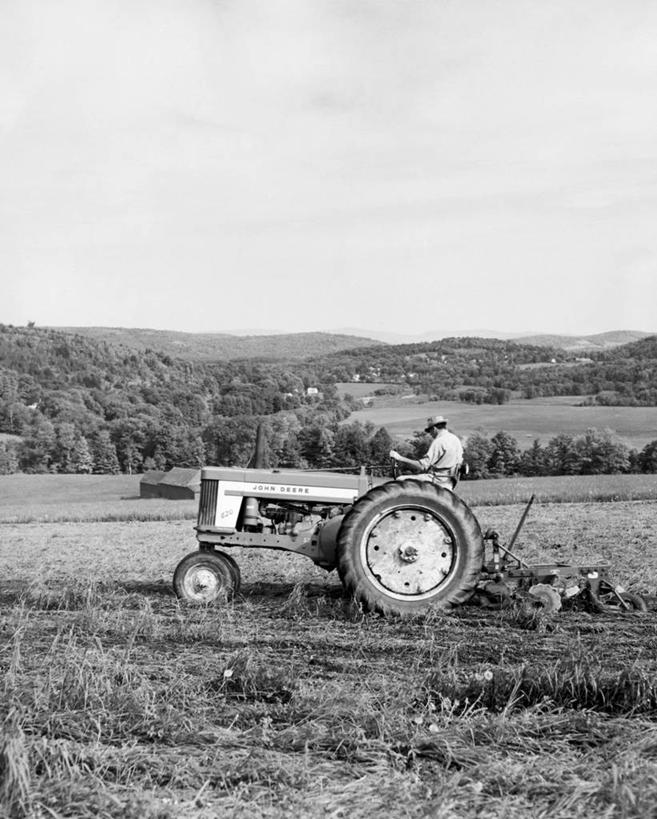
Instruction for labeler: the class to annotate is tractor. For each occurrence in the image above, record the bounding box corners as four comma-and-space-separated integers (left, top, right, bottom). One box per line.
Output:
173, 463, 646, 616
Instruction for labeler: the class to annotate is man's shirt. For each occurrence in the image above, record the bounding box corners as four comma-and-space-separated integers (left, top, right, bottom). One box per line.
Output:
418, 429, 463, 473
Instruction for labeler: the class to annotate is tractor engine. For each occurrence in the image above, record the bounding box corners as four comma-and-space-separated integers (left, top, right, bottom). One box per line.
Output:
258, 501, 342, 537
193, 465, 371, 569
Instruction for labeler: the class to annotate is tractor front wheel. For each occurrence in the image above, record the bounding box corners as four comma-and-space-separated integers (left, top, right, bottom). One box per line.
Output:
199, 545, 242, 594
336, 480, 484, 617
173, 551, 236, 604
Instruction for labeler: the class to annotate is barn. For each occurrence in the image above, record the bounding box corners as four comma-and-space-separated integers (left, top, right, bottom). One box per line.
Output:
156, 467, 201, 500
139, 470, 167, 499
139, 468, 201, 500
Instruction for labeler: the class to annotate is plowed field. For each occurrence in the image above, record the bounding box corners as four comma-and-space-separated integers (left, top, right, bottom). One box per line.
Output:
2, 499, 657, 817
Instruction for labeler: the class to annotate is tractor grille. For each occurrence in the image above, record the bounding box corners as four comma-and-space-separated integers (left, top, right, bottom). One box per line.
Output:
197, 479, 219, 526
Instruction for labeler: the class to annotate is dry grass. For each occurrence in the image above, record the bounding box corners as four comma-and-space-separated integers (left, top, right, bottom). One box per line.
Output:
2, 488, 657, 816
460, 474, 657, 506
0, 474, 197, 525
1, 473, 656, 527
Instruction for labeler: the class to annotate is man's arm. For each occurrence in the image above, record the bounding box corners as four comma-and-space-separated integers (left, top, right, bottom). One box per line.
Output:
389, 450, 423, 472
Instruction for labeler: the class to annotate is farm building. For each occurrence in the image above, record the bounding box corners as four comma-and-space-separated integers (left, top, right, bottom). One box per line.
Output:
139, 471, 167, 499
139, 468, 201, 500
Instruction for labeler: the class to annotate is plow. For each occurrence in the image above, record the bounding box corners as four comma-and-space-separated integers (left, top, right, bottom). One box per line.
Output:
173, 464, 647, 616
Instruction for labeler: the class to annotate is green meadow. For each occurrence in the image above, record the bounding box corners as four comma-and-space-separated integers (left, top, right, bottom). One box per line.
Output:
342, 393, 657, 450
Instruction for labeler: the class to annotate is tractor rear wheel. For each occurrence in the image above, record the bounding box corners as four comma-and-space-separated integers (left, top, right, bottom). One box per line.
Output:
336, 480, 484, 616
173, 551, 236, 604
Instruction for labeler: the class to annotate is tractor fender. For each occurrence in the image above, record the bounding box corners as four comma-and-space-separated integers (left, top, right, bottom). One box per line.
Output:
316, 514, 346, 570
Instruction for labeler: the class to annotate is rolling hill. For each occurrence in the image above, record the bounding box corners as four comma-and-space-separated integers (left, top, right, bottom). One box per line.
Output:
49, 327, 383, 361
327, 328, 654, 348
513, 330, 653, 351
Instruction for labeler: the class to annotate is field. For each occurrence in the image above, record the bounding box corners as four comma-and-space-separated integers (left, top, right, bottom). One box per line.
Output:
2, 476, 657, 817
344, 394, 657, 451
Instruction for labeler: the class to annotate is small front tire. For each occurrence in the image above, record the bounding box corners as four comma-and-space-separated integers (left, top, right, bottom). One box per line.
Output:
199, 546, 242, 594
173, 551, 235, 604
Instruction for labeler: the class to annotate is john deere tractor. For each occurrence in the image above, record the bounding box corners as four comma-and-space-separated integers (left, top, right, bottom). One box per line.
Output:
174, 465, 482, 616
173, 461, 645, 616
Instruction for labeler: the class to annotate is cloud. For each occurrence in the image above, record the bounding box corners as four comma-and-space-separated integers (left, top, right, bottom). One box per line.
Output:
2, 0, 657, 334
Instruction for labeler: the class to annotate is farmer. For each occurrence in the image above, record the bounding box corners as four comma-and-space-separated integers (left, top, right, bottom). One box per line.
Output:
389, 415, 464, 491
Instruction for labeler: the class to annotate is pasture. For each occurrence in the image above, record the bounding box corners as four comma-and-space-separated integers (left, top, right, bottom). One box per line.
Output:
344, 394, 657, 451
2, 475, 657, 817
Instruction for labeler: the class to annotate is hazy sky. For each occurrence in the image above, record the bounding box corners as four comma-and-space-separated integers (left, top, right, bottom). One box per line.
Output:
2, 0, 656, 336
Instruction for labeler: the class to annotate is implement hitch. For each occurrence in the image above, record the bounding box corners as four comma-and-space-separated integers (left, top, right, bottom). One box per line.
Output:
474, 495, 646, 614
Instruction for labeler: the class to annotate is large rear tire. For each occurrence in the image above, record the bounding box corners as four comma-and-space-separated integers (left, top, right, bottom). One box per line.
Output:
336, 480, 484, 616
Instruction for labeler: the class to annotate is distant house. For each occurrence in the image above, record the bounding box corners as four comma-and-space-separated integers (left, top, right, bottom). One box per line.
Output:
139, 467, 201, 500
306, 387, 319, 396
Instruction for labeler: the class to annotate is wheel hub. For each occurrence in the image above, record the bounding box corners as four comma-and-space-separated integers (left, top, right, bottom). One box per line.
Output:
398, 544, 419, 563
186, 567, 220, 600
365, 507, 455, 597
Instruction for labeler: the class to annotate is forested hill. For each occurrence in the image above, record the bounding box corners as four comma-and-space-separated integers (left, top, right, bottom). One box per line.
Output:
512, 330, 652, 351
2, 324, 657, 476
305, 337, 572, 402
50, 326, 383, 361
0, 324, 350, 473
306, 335, 657, 406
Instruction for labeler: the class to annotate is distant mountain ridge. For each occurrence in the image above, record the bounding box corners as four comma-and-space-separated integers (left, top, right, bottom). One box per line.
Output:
47, 325, 655, 360
512, 330, 654, 351
328, 327, 654, 351
50, 327, 383, 361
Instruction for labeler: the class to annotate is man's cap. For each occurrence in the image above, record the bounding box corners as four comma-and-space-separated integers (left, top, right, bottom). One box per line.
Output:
425, 415, 448, 432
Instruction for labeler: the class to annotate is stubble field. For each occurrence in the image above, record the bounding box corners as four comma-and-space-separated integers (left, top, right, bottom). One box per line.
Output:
2, 476, 657, 817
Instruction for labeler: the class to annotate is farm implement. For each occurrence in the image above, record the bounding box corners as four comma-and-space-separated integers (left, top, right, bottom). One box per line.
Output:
173, 465, 647, 616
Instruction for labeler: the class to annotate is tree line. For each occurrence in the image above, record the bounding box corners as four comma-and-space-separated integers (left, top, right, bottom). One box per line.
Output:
458, 428, 657, 479
2, 416, 657, 480
2, 325, 657, 478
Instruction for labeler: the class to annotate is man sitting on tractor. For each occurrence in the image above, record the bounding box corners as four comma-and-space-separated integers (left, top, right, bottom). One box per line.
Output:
389, 415, 464, 491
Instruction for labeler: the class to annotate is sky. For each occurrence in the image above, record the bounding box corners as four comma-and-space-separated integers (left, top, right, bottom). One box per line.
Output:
1, 0, 656, 337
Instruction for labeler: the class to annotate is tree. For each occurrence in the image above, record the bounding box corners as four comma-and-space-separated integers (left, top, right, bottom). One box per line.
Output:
18, 418, 56, 472
519, 440, 547, 477
70, 435, 94, 473
544, 433, 581, 476
410, 431, 431, 460
368, 427, 394, 468
298, 423, 335, 469
267, 414, 304, 468
639, 440, 657, 473
91, 430, 120, 474
111, 420, 146, 474
202, 416, 258, 467
53, 422, 77, 472
333, 423, 370, 468
488, 431, 521, 477
575, 428, 630, 475
0, 442, 18, 474
463, 433, 495, 480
